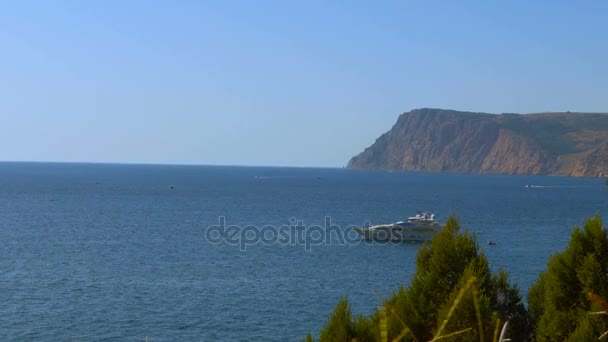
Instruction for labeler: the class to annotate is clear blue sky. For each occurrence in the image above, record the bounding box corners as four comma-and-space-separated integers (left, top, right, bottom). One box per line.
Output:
1, 1, 606, 167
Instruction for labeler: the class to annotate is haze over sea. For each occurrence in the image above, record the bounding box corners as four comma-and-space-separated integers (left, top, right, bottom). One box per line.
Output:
1, 162, 606, 341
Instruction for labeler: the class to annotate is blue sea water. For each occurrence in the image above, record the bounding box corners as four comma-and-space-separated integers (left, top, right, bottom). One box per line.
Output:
0, 162, 606, 341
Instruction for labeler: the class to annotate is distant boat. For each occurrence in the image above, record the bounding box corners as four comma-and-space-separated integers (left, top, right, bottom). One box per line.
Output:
354, 212, 441, 242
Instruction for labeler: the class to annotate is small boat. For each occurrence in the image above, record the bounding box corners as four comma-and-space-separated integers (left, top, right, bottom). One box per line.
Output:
354, 212, 441, 242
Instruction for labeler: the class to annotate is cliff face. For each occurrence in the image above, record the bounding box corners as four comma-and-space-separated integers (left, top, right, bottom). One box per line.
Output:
570, 142, 608, 177
348, 108, 608, 177
479, 129, 556, 175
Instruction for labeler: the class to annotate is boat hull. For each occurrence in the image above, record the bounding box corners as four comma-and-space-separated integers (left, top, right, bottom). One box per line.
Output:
355, 224, 439, 242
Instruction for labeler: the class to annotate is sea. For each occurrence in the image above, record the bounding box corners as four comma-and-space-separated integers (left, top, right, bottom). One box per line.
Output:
0, 162, 606, 341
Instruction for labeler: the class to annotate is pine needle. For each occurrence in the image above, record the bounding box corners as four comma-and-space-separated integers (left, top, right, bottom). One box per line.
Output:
492, 319, 501, 342
392, 327, 411, 342
380, 310, 388, 342
430, 328, 473, 341
472, 284, 484, 342
383, 303, 420, 342
432, 276, 477, 341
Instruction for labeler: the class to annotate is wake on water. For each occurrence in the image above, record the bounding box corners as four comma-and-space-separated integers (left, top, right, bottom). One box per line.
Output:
524, 185, 586, 188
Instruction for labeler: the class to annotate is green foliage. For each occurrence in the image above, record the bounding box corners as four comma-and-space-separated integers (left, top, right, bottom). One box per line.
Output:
491, 270, 529, 341
303, 331, 315, 342
352, 314, 377, 342
319, 297, 353, 342
314, 298, 378, 342
394, 216, 492, 341
566, 316, 597, 342
311, 215, 529, 342
498, 113, 608, 155
309, 214, 608, 341
528, 215, 608, 341
434, 270, 492, 341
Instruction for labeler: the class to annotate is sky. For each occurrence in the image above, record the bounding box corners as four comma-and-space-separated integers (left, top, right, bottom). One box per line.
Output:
0, 1, 606, 167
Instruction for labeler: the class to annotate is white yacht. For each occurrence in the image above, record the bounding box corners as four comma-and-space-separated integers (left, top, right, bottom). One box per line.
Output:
354, 212, 440, 241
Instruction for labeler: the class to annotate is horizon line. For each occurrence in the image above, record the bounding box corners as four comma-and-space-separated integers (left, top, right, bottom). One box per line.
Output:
0, 160, 347, 169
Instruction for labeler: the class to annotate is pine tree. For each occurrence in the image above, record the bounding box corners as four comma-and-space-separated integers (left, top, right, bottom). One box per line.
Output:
312, 215, 529, 341
319, 297, 353, 341
528, 215, 608, 341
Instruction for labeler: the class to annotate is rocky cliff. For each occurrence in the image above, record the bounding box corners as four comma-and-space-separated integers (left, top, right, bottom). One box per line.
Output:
348, 108, 608, 177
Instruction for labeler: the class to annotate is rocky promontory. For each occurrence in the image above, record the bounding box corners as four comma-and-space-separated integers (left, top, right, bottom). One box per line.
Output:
348, 108, 608, 177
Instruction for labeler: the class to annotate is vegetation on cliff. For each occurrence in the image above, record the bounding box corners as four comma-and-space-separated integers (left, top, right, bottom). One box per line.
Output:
348, 108, 608, 177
